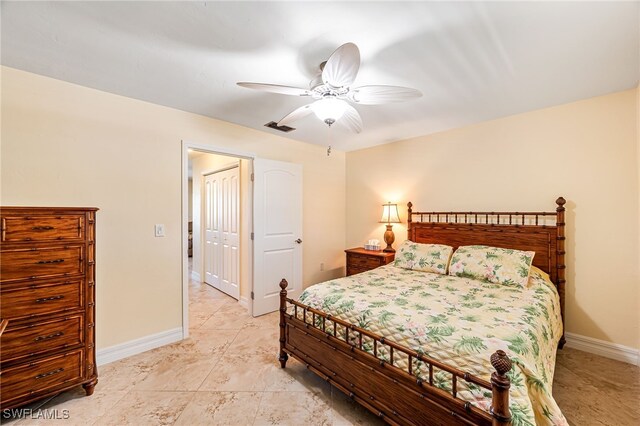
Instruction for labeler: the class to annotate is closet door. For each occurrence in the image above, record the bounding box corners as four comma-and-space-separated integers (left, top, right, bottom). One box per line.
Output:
204, 173, 222, 288
219, 167, 240, 299
204, 166, 240, 300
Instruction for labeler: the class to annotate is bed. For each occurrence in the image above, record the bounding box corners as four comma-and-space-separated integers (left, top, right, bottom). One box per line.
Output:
278, 198, 567, 426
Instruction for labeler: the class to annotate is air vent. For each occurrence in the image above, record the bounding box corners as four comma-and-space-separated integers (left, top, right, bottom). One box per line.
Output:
264, 121, 296, 133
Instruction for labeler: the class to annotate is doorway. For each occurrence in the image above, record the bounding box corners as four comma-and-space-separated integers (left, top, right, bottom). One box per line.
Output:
183, 143, 254, 339
190, 152, 251, 301
181, 141, 304, 339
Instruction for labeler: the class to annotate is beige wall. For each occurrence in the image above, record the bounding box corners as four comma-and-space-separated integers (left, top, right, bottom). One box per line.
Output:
0, 66, 346, 349
346, 88, 639, 349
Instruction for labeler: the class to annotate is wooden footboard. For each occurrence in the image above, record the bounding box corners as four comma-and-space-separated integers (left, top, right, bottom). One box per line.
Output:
279, 279, 512, 426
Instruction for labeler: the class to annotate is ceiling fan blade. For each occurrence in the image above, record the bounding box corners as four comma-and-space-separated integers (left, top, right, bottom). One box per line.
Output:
341, 104, 363, 133
277, 104, 314, 126
237, 82, 311, 96
347, 85, 422, 105
322, 43, 360, 88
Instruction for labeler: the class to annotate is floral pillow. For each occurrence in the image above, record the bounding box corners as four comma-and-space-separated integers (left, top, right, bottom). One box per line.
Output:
394, 241, 453, 274
448, 245, 535, 287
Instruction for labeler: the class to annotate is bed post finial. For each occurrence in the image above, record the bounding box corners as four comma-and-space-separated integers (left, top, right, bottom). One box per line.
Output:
279, 279, 289, 368
490, 350, 512, 426
407, 202, 413, 240
555, 196, 567, 349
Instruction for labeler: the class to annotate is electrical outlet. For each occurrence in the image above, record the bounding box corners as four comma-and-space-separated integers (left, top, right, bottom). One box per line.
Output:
320, 262, 325, 271
154, 224, 165, 237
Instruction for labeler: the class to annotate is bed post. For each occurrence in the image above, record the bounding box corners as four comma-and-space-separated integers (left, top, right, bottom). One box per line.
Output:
490, 350, 512, 426
407, 201, 413, 239
279, 278, 289, 368
556, 196, 566, 349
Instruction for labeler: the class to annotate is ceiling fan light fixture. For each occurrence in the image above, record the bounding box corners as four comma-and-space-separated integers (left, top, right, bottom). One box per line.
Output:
312, 97, 348, 123
237, 42, 422, 135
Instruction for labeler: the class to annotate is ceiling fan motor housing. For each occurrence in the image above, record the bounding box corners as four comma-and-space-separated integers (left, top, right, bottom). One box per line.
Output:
309, 73, 324, 90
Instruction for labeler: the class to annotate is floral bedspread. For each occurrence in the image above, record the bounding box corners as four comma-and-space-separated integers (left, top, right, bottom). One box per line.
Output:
297, 265, 567, 426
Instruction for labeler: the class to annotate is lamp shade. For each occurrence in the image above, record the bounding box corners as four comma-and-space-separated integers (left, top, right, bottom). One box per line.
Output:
379, 202, 401, 224
313, 97, 348, 122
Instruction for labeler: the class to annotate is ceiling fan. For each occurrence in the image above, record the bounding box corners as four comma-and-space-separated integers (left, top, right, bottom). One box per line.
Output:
237, 43, 422, 133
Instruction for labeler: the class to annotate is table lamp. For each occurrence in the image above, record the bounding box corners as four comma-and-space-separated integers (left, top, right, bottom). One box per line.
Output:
379, 202, 401, 252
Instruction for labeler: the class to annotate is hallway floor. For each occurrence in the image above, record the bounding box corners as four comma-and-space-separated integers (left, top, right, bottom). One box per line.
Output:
2, 278, 638, 425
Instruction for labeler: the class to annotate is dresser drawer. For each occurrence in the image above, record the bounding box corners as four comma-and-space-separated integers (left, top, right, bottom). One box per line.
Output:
0, 245, 84, 282
1, 350, 84, 404
348, 253, 381, 268
346, 266, 368, 276
1, 214, 85, 243
345, 248, 394, 277
1, 279, 84, 320
1, 315, 84, 363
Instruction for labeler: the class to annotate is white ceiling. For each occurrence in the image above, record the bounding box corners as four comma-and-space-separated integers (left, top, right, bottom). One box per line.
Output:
2, 1, 638, 151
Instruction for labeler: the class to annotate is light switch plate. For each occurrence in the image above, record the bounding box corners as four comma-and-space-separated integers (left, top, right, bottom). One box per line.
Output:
155, 224, 165, 237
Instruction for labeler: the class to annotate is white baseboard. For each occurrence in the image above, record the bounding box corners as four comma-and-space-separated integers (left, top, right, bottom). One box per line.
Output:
190, 270, 201, 282
565, 332, 639, 365
239, 296, 249, 309
96, 327, 183, 366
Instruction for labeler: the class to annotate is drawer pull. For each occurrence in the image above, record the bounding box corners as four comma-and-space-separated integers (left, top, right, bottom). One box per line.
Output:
34, 331, 64, 342
35, 368, 64, 380
35, 295, 64, 303
31, 226, 55, 231
35, 259, 65, 264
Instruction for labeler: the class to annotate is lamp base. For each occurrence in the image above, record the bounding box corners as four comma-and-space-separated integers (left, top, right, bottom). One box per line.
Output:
383, 224, 395, 253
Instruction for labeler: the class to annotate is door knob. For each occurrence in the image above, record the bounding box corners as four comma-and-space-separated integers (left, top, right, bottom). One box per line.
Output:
295, 239, 302, 244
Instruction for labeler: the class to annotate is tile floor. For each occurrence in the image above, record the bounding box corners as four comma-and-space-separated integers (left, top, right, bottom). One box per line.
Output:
2, 277, 638, 425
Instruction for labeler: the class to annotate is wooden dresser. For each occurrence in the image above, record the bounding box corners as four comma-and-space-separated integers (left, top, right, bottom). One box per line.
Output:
0, 207, 98, 409
345, 247, 395, 276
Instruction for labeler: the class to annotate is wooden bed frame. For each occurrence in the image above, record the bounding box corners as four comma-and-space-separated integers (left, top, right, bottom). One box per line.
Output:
279, 197, 566, 426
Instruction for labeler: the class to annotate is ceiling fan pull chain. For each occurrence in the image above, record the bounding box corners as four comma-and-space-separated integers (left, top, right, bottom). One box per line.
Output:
327, 123, 332, 157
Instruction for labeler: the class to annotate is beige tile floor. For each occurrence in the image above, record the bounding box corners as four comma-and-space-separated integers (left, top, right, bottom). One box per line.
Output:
3, 277, 638, 425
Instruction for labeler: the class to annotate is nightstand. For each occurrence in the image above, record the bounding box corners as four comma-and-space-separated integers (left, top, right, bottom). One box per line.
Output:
345, 247, 395, 276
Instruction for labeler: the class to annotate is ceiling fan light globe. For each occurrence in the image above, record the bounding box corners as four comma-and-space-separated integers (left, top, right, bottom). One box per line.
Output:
313, 97, 348, 122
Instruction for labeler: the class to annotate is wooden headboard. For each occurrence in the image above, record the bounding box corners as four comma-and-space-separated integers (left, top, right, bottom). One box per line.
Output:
407, 197, 566, 347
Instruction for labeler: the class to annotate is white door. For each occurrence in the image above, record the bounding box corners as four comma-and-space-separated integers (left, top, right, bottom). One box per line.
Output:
252, 158, 303, 317
204, 173, 221, 288
204, 166, 240, 300
220, 167, 240, 299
